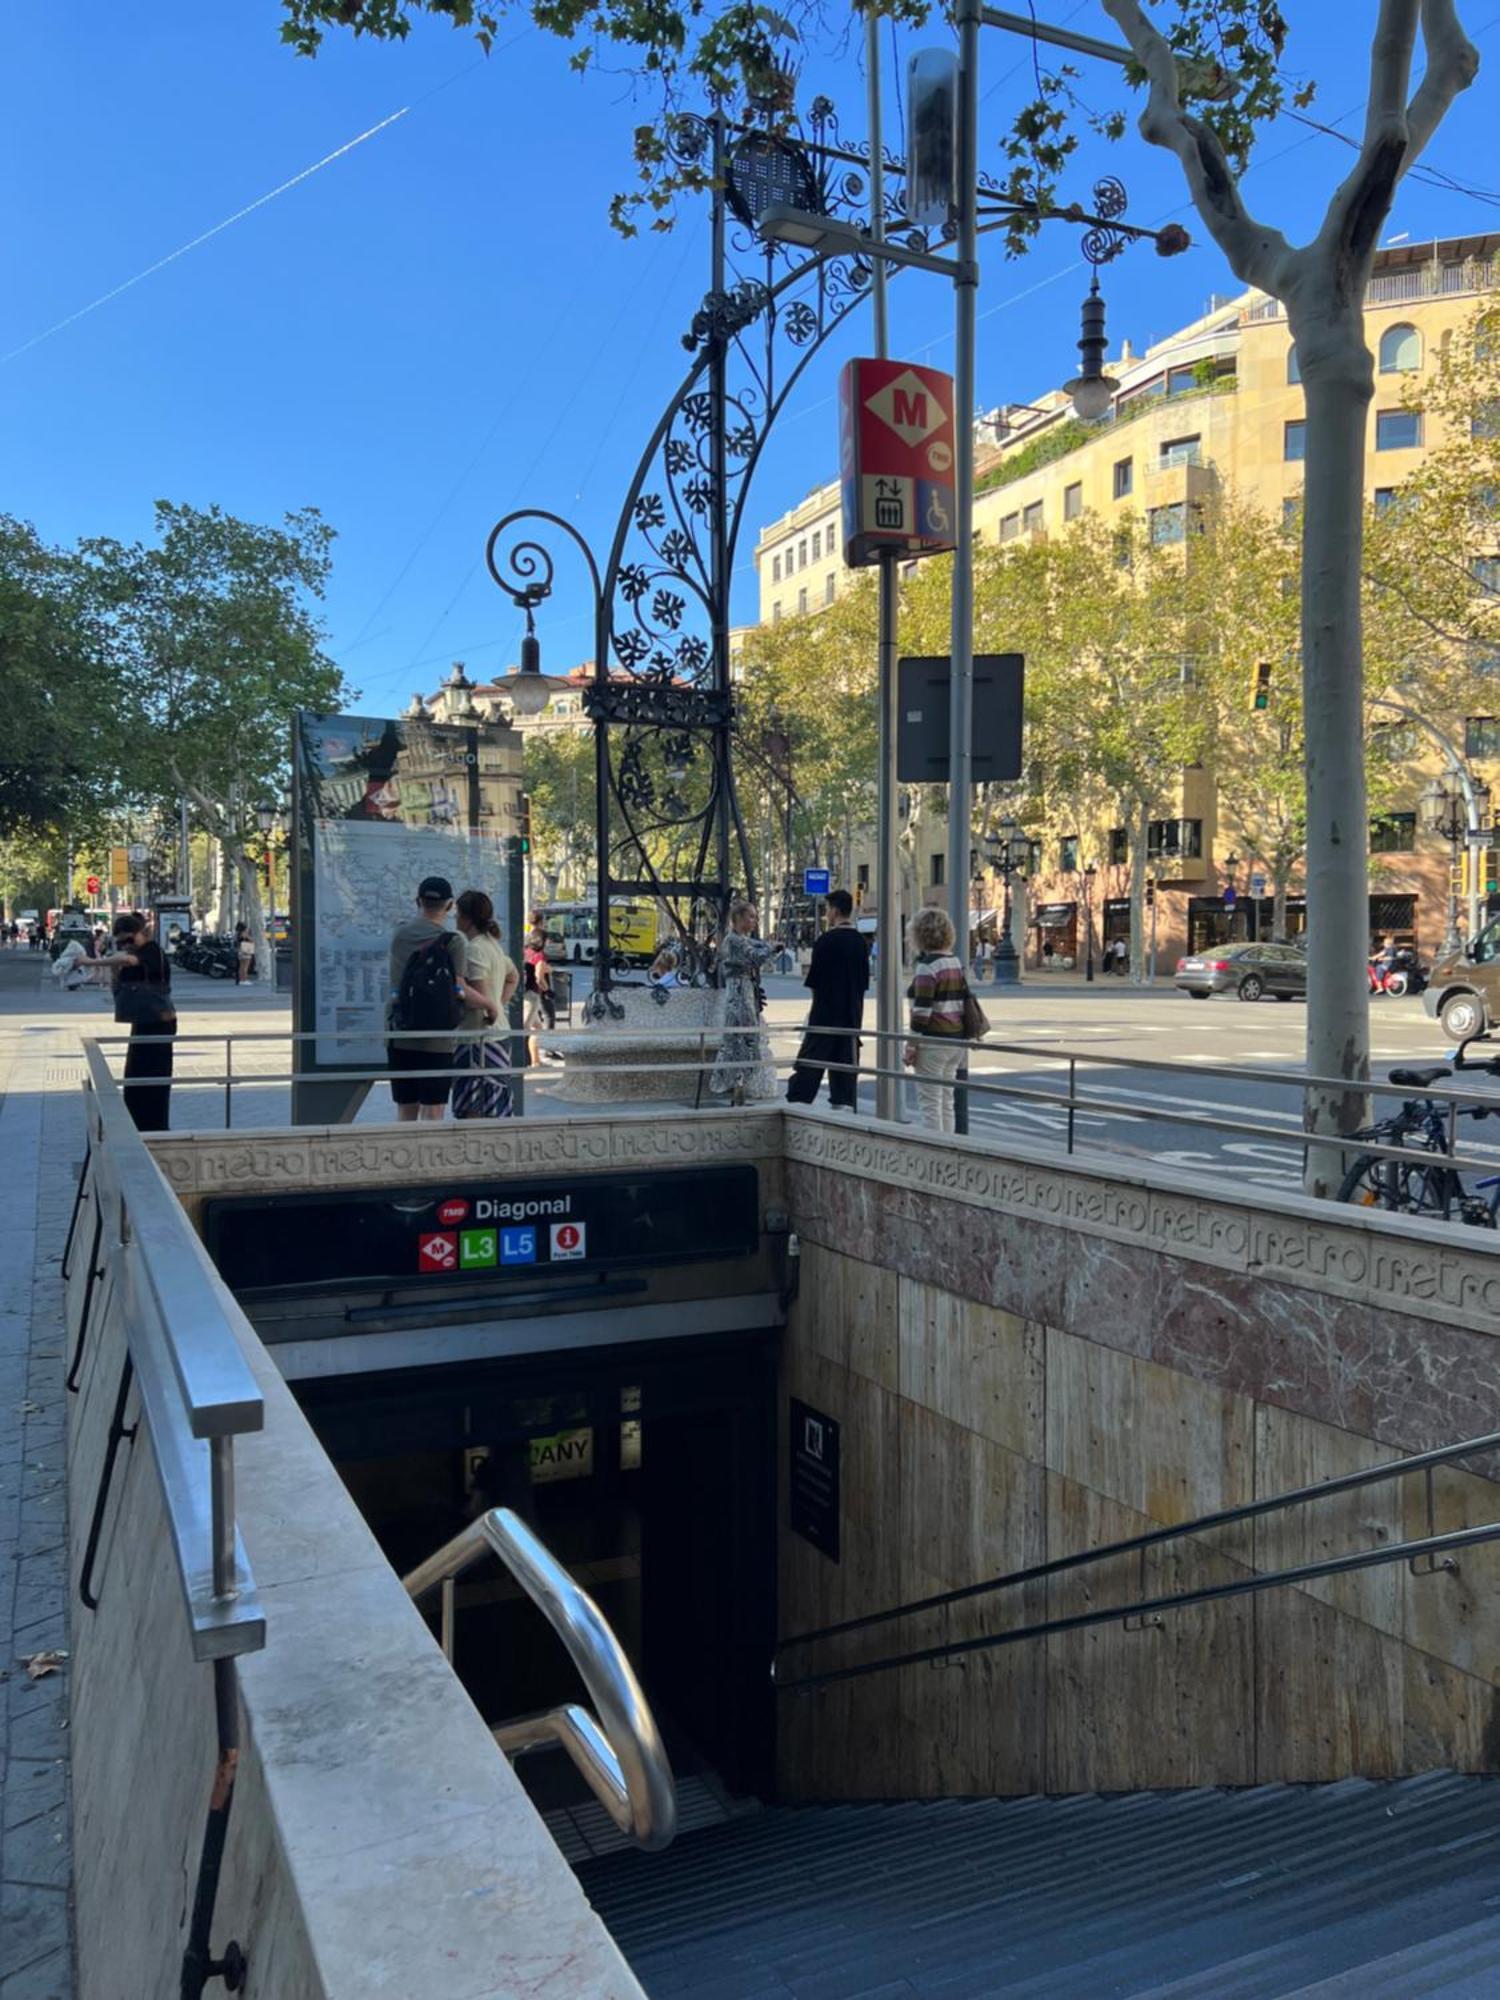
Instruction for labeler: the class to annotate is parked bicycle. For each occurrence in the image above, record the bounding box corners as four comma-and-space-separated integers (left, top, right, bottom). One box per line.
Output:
1337, 1038, 1500, 1225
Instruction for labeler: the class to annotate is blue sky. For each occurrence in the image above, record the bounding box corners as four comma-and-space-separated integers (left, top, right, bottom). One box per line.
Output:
6, 3, 1500, 714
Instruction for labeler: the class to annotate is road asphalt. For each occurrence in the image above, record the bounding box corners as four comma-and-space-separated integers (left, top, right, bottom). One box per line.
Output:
6, 945, 1499, 1199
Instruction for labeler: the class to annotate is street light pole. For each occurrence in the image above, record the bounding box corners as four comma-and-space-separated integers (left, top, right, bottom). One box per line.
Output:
1082, 864, 1097, 982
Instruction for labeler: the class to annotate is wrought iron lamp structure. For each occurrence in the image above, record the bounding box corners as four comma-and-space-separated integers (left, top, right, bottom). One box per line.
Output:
1421, 771, 1493, 957
481, 93, 1178, 1013
983, 817, 1031, 986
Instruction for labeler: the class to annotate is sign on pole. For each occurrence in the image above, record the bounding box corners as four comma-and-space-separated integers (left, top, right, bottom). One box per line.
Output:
109, 847, 129, 889
1223, 885, 1238, 909
896, 655, 1025, 782
86, 875, 101, 897
840, 358, 957, 567
803, 867, 831, 897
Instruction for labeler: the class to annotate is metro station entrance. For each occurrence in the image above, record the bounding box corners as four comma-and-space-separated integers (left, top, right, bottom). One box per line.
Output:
294, 1329, 779, 1802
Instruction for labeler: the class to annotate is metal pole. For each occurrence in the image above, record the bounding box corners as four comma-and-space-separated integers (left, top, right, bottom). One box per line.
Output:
709, 111, 733, 945
947, 0, 981, 1136
179, 796, 192, 901
868, 15, 903, 1124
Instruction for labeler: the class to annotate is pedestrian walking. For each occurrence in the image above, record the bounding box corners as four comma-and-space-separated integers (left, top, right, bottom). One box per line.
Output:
450, 890, 518, 1120
102, 912, 177, 1132
523, 928, 554, 1066
710, 899, 779, 1100
786, 889, 869, 1112
386, 876, 487, 1123
903, 905, 969, 1133
234, 922, 254, 984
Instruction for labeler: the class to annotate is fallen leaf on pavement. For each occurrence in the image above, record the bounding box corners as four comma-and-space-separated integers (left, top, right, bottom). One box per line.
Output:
20, 1651, 69, 1679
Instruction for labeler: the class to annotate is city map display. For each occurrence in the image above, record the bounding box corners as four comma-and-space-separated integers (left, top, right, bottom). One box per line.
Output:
293, 709, 520, 1073
311, 819, 511, 1065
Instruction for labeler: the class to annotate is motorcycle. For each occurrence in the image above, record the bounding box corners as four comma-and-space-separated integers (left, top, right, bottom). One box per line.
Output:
1369, 946, 1428, 998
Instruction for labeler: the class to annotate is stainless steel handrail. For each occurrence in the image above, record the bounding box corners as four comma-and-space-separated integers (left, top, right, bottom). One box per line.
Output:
77, 1038, 265, 1659
403, 1507, 677, 1851
777, 1424, 1500, 1660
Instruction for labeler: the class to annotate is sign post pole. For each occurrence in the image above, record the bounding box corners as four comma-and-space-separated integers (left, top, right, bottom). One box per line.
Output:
946, 0, 981, 1137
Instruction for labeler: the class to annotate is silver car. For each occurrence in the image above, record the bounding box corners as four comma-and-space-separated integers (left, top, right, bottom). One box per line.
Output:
1174, 941, 1308, 1001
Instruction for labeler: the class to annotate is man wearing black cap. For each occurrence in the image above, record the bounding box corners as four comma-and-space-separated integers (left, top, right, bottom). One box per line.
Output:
387, 876, 469, 1121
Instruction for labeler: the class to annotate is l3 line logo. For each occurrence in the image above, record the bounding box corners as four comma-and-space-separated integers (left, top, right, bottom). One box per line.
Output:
417, 1216, 587, 1273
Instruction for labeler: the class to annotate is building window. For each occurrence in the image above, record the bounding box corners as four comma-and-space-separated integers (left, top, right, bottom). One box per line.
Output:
1023, 501, 1044, 534
1179, 656, 1200, 685
1378, 322, 1422, 373
1287, 344, 1301, 384
1472, 556, 1500, 596
1473, 400, 1500, 442
824, 573, 836, 605
1370, 812, 1417, 853
1160, 435, 1202, 468
1374, 487, 1398, 514
797, 586, 808, 615
930, 852, 945, 887
857, 863, 869, 889
1147, 818, 1204, 859
1466, 717, 1500, 757
798, 539, 807, 567
1108, 828, 1128, 865
1113, 527, 1133, 569
1166, 364, 1198, 396
1149, 502, 1187, 545
810, 529, 821, 561
1284, 420, 1307, 461
1376, 409, 1423, 451
1000, 512, 1020, 541
772, 554, 781, 583
1282, 496, 1301, 528
1059, 835, 1079, 873
771, 601, 781, 623
1064, 481, 1083, 520
1113, 457, 1134, 499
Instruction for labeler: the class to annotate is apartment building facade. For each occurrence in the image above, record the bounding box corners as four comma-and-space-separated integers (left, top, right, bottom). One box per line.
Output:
751, 232, 1500, 967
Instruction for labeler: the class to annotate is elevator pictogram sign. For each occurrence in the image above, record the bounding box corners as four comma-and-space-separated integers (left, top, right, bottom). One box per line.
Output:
840, 358, 957, 568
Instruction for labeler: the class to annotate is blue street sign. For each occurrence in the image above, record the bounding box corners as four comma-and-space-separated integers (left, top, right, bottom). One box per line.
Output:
1222, 885, 1237, 909
1251, 874, 1266, 896
803, 867, 832, 897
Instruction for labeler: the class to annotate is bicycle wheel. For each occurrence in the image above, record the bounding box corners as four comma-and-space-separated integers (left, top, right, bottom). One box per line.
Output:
1337, 1152, 1461, 1218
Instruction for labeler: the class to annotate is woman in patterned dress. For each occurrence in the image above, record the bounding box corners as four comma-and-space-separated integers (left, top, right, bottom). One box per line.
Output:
710, 899, 779, 1100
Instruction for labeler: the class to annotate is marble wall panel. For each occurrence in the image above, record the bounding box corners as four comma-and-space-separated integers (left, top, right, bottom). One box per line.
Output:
897, 1280, 1043, 1461
1045, 1328, 1254, 1534
1402, 1461, 1500, 1686
1402, 1649, 1500, 1772
792, 1242, 898, 1394
1252, 1404, 1406, 1639
1043, 1474, 1255, 1794
1254, 1587, 1405, 1782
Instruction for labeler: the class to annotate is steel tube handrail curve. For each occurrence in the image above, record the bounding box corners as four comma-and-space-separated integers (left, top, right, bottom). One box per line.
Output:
403, 1507, 676, 1851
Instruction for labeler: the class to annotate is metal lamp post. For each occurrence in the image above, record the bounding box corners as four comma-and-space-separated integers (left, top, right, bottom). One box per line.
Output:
984, 817, 1029, 986
1421, 774, 1472, 957
1082, 862, 1097, 983
1223, 849, 1239, 941
1147, 862, 1163, 983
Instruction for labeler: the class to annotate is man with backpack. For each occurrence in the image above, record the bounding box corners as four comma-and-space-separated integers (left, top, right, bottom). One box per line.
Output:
387, 876, 471, 1121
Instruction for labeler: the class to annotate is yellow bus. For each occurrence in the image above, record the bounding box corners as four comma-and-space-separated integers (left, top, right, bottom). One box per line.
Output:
539, 898, 659, 967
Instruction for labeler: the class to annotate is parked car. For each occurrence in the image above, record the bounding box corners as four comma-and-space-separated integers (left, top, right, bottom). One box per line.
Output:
1423, 918, 1500, 1041
1174, 940, 1308, 1001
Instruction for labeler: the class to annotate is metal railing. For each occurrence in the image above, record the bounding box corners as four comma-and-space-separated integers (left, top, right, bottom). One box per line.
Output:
773, 1426, 1500, 1693
74, 1038, 264, 1659
403, 1507, 677, 1851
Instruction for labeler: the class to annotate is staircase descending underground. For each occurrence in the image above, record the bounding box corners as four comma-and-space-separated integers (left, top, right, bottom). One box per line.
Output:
576, 1772, 1500, 1998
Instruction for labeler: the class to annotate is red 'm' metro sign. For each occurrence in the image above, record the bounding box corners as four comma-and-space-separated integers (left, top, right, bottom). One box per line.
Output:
839, 358, 957, 568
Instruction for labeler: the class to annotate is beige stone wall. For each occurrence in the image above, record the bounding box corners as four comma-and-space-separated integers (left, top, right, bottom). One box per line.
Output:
778, 1127, 1500, 1799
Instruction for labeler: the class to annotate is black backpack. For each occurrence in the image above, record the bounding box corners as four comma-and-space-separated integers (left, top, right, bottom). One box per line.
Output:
393, 936, 464, 1034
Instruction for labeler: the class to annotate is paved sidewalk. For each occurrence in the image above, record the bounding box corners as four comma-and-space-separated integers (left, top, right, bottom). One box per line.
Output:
0, 958, 79, 1997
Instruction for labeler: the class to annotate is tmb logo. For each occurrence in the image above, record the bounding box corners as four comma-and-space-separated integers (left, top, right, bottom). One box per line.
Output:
437, 1198, 470, 1227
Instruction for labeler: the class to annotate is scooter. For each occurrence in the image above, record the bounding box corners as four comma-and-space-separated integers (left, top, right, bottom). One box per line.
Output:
1369, 947, 1428, 998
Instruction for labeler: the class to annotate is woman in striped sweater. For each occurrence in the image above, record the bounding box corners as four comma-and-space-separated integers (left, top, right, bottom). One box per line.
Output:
904, 904, 969, 1133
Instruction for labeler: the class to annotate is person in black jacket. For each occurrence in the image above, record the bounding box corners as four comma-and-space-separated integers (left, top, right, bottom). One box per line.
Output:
101, 912, 177, 1131
786, 889, 869, 1111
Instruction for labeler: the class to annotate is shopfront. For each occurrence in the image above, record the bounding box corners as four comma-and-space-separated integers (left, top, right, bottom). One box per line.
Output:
1032, 900, 1078, 967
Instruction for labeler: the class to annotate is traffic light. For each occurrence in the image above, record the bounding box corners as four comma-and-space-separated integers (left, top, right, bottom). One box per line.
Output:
1251, 663, 1272, 712
517, 791, 532, 855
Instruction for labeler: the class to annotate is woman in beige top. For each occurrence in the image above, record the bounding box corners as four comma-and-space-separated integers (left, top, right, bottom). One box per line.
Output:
452, 890, 520, 1118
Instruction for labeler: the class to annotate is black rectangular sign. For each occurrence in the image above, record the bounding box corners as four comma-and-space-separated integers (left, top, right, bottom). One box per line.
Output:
896, 653, 1024, 783
789, 1397, 840, 1562
204, 1164, 760, 1297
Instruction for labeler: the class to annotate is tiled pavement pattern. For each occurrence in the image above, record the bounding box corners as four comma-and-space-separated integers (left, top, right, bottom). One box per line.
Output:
1, 959, 78, 1998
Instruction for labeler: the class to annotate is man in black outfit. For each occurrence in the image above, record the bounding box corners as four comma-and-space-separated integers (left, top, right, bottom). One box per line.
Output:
786, 889, 869, 1111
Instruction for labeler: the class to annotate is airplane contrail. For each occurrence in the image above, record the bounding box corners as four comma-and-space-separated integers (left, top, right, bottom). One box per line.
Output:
3, 105, 411, 365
